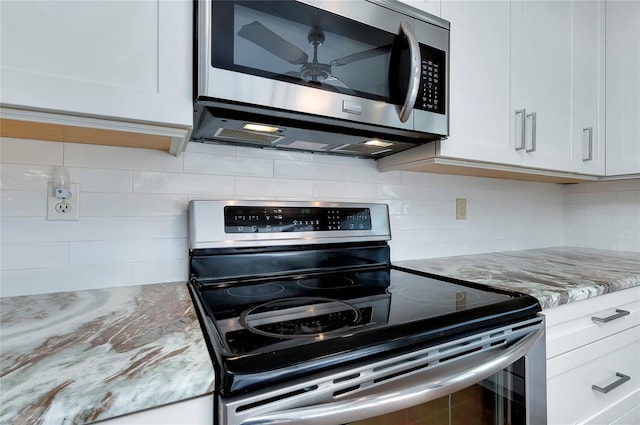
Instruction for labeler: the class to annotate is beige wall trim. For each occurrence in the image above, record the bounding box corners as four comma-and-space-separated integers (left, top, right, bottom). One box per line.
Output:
378, 155, 601, 184
0, 107, 190, 155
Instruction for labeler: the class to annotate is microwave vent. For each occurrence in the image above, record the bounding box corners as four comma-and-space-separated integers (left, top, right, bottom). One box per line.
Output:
332, 144, 392, 155
276, 140, 329, 151
214, 128, 284, 145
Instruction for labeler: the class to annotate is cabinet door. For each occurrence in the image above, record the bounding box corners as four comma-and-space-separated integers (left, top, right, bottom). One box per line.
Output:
512, 0, 574, 171
438, 1, 518, 165
606, 1, 640, 176
571, 0, 606, 175
0, 0, 192, 127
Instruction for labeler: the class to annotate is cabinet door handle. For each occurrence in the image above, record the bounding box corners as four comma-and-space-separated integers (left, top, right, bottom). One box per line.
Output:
591, 309, 630, 323
526, 112, 537, 153
592, 372, 631, 394
515, 109, 526, 151
583, 127, 593, 161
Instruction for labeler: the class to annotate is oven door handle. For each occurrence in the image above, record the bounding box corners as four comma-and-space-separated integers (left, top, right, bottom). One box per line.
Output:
240, 327, 544, 425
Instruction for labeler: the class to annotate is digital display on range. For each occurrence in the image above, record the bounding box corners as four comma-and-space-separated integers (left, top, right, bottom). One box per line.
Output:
224, 206, 372, 233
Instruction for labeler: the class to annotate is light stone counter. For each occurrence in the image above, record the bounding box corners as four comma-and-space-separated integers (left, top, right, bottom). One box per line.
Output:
0, 282, 215, 425
395, 247, 640, 309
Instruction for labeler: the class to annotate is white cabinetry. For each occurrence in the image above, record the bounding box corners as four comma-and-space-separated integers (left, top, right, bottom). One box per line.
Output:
0, 0, 192, 154
605, 1, 640, 176
437, 0, 517, 166
378, 0, 606, 180
511, 0, 605, 175
544, 288, 640, 425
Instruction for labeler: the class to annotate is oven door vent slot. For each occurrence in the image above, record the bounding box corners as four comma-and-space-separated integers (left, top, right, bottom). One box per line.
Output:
235, 385, 319, 413
333, 373, 361, 384
333, 385, 361, 397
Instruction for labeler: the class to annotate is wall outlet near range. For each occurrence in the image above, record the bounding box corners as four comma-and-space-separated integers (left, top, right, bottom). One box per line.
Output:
456, 198, 467, 220
47, 182, 80, 220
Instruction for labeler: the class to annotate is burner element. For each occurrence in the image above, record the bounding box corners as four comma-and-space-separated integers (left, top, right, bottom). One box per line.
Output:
239, 297, 361, 339
297, 276, 354, 289
227, 284, 285, 298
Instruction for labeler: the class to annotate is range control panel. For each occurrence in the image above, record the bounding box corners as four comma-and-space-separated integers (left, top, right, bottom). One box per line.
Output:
224, 206, 372, 233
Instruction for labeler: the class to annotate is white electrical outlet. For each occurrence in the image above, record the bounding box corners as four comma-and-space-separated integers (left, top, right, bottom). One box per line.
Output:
47, 182, 80, 220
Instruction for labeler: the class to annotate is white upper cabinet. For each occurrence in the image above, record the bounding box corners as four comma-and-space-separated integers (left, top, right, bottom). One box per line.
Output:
571, 0, 606, 175
0, 0, 192, 128
606, 1, 640, 176
382, 0, 606, 179
439, 1, 517, 166
511, 0, 573, 171
513, 0, 605, 175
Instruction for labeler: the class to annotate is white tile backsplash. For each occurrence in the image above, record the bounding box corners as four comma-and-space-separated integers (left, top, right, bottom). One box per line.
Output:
563, 180, 640, 251
1, 137, 637, 297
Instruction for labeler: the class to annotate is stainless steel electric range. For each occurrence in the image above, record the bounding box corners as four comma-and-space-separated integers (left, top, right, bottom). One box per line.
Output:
188, 200, 547, 425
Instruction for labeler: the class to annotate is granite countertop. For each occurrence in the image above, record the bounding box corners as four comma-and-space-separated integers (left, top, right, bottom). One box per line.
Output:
0, 282, 215, 425
394, 247, 640, 309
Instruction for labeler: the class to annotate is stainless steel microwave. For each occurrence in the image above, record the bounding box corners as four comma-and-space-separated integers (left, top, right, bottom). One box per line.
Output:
193, 0, 450, 158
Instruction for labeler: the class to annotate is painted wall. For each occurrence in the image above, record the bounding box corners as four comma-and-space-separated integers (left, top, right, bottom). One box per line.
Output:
0, 136, 605, 298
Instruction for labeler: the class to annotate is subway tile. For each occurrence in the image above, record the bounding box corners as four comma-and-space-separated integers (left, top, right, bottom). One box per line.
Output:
314, 180, 376, 199
69, 167, 132, 193
133, 171, 234, 195
133, 215, 188, 239
1, 191, 46, 217
0, 217, 133, 243
0, 264, 133, 297
1, 242, 69, 270
184, 152, 273, 177
1, 164, 54, 190
64, 143, 183, 172
377, 184, 447, 201
236, 177, 313, 198
70, 238, 187, 266
275, 160, 345, 181
582, 179, 640, 193
0, 138, 63, 165
390, 214, 430, 232
617, 239, 640, 252
185, 142, 237, 156
133, 259, 189, 285
81, 193, 188, 217
345, 161, 402, 184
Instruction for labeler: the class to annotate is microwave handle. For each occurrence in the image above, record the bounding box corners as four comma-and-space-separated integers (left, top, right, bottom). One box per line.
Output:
398, 21, 421, 123
240, 327, 544, 425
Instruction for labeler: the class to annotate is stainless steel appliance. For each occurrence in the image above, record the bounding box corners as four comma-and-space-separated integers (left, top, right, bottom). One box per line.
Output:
188, 200, 547, 425
193, 0, 449, 157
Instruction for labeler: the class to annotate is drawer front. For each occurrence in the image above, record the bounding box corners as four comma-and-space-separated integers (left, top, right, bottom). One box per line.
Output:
547, 326, 640, 425
544, 287, 640, 359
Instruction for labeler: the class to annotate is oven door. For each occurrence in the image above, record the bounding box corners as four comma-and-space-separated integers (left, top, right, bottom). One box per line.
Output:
197, 0, 448, 133
219, 316, 546, 425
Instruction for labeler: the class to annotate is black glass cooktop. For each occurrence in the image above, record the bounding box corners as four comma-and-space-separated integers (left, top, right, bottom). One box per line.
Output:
191, 266, 540, 394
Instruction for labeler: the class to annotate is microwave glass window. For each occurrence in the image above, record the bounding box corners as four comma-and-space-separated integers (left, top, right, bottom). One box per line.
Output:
212, 1, 403, 102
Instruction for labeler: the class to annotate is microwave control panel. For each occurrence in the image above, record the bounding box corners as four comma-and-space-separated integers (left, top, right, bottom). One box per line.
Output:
416, 45, 446, 115
224, 206, 372, 233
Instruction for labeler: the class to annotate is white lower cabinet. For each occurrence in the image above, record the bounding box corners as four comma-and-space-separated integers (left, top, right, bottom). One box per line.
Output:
544, 287, 640, 425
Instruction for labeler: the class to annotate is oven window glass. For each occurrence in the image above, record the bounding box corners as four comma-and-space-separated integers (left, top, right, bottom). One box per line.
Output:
211, 1, 406, 102
347, 361, 526, 425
